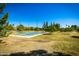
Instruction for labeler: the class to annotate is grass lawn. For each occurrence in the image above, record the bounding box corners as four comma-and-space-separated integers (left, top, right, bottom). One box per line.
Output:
0, 31, 79, 56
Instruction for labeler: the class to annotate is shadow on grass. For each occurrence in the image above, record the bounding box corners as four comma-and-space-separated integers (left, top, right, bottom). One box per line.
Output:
9, 50, 71, 56
0, 40, 2, 43
0, 40, 5, 44
71, 36, 79, 39
43, 32, 52, 35
35, 40, 51, 42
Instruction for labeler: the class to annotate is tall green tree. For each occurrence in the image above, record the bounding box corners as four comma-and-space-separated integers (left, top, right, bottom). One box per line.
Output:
51, 22, 60, 31
42, 22, 60, 32
42, 21, 49, 31
0, 4, 9, 37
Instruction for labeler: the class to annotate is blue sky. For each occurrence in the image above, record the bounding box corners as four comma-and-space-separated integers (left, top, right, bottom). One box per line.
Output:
3, 3, 79, 27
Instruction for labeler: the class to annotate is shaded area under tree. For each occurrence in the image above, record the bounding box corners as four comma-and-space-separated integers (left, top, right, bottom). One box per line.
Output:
8, 50, 71, 56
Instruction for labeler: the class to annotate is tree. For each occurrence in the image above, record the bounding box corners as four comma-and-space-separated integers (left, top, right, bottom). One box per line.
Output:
16, 24, 25, 31
0, 13, 8, 25
5, 24, 15, 30
60, 26, 72, 32
42, 22, 60, 32
0, 4, 6, 13
42, 21, 49, 31
60, 25, 79, 32
33, 27, 40, 31
51, 22, 60, 31
70, 25, 78, 31
76, 26, 79, 32
0, 4, 9, 37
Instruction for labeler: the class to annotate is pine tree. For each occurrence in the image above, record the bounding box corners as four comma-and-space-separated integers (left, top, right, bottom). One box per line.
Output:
42, 21, 49, 31
0, 4, 9, 37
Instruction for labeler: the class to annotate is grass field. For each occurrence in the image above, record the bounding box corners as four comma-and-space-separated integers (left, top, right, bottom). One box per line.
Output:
0, 31, 79, 56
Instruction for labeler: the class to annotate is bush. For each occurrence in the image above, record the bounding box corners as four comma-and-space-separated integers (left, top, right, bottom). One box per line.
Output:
77, 28, 79, 32
0, 29, 8, 37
